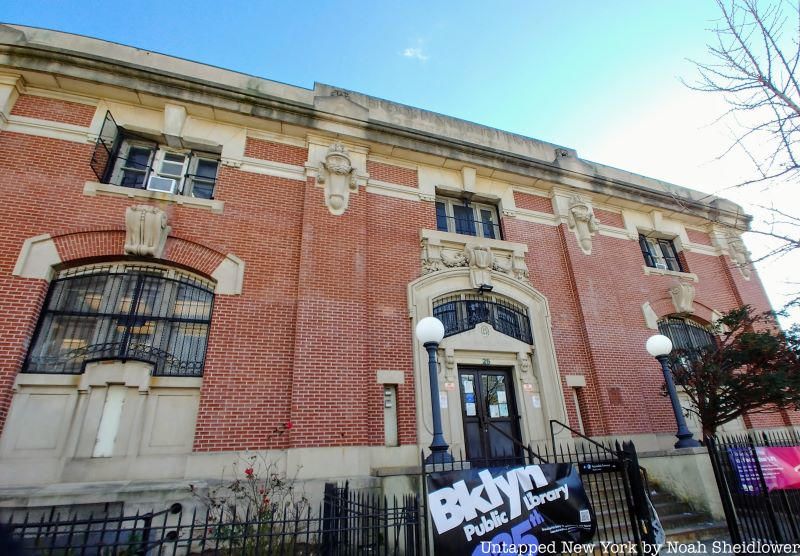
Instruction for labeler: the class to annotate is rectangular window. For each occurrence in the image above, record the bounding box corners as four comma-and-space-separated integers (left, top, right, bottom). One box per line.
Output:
119, 145, 155, 188
435, 197, 501, 239
91, 113, 221, 199
639, 234, 684, 272
187, 158, 220, 199
108, 140, 219, 199
147, 151, 188, 193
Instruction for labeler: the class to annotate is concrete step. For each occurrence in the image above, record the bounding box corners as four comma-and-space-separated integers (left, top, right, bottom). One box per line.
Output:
661, 512, 721, 530
653, 500, 692, 516
664, 521, 729, 543
584, 483, 730, 545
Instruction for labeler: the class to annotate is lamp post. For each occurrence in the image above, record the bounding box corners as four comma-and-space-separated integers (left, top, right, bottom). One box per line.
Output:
415, 316, 454, 464
646, 334, 701, 449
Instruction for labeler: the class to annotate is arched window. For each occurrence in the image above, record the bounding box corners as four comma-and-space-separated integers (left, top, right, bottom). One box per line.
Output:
433, 292, 533, 344
24, 263, 214, 376
657, 317, 716, 354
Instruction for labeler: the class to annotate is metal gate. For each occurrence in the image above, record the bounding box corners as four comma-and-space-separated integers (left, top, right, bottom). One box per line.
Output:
707, 431, 800, 544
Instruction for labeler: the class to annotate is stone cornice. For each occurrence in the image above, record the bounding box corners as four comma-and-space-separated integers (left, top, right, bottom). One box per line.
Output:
0, 24, 750, 230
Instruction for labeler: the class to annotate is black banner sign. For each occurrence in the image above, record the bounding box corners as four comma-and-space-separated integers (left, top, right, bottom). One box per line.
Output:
427, 463, 595, 556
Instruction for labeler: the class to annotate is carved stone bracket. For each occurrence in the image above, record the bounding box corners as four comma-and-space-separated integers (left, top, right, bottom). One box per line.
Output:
317, 142, 358, 215
124, 205, 170, 258
420, 229, 530, 285
444, 346, 456, 382
669, 280, 696, 314
566, 196, 599, 255
466, 244, 494, 289
516, 351, 532, 373
727, 235, 752, 280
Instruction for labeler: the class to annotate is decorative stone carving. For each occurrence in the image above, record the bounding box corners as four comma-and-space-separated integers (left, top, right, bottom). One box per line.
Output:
444, 346, 456, 381
318, 142, 357, 216
492, 256, 512, 274
641, 301, 659, 330
441, 250, 468, 268
567, 196, 599, 255
465, 244, 494, 289
419, 230, 531, 284
517, 351, 532, 373
669, 280, 696, 314
124, 205, 170, 258
727, 236, 752, 279
422, 258, 444, 274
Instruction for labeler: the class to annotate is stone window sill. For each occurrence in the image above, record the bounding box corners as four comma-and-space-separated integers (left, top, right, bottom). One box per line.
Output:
84, 181, 224, 214
15, 371, 203, 390
642, 265, 698, 282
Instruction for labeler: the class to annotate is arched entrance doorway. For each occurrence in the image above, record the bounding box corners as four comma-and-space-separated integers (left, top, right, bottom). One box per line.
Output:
408, 268, 569, 463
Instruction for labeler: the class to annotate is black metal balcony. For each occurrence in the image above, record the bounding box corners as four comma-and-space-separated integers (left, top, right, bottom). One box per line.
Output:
433, 295, 533, 344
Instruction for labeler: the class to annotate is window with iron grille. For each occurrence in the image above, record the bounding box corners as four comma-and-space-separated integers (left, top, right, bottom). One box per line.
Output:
639, 234, 685, 272
24, 263, 214, 377
435, 197, 502, 239
432, 293, 532, 344
90, 112, 220, 199
658, 317, 716, 380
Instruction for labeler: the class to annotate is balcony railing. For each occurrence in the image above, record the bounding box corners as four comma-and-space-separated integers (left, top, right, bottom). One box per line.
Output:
436, 214, 501, 239
433, 295, 533, 344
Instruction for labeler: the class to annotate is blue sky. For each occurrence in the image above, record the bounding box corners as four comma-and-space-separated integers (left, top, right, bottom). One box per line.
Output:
2, 1, 797, 322
1, 1, 719, 157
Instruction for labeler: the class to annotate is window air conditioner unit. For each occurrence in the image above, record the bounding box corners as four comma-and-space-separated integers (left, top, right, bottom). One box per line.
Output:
655, 261, 668, 270
147, 175, 177, 193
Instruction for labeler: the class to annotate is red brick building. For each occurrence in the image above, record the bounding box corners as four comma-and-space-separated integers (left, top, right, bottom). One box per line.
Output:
0, 25, 794, 505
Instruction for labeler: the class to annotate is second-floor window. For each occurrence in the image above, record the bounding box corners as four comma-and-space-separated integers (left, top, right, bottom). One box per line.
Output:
639, 234, 684, 272
90, 112, 220, 199
113, 141, 219, 199
436, 197, 501, 239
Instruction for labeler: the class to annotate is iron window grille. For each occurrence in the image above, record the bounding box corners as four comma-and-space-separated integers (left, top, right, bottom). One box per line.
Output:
658, 317, 716, 381
433, 293, 533, 344
24, 263, 215, 377
435, 196, 502, 239
90, 111, 220, 199
639, 234, 684, 272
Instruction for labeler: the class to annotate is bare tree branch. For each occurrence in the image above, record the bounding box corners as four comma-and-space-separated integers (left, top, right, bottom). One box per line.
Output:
686, 0, 800, 313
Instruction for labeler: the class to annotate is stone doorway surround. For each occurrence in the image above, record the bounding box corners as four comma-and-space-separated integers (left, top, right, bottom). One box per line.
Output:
408, 230, 569, 457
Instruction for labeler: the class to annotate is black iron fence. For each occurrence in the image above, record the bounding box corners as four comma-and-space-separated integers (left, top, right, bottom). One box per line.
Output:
321, 483, 422, 555
707, 430, 800, 544
5, 486, 422, 555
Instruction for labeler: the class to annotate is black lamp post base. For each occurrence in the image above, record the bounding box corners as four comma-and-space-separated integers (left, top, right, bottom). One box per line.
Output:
675, 434, 702, 449
425, 449, 454, 465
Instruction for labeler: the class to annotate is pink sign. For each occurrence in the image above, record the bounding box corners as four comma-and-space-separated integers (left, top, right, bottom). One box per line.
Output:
755, 446, 800, 491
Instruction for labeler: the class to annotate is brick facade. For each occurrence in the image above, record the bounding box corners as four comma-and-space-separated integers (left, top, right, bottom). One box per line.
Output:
0, 32, 796, 487
10, 94, 96, 127
366, 161, 419, 188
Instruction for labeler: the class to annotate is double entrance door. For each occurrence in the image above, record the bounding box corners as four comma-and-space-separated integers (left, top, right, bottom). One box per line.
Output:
458, 367, 523, 465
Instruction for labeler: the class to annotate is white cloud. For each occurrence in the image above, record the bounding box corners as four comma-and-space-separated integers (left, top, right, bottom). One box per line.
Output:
401, 41, 429, 61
